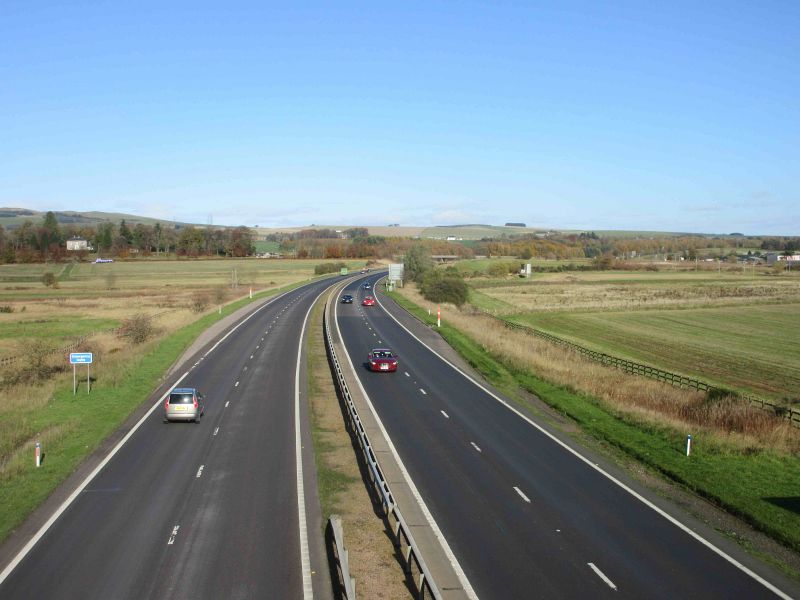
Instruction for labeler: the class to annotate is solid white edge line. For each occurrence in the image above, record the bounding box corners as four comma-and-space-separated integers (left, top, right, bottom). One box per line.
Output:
334, 285, 479, 600
295, 286, 331, 600
373, 285, 792, 600
0, 286, 301, 586
588, 562, 618, 591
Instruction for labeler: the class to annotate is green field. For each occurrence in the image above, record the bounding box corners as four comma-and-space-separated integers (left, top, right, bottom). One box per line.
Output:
513, 305, 800, 402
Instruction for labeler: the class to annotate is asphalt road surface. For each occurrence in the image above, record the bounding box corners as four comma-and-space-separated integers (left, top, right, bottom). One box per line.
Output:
334, 274, 796, 599
0, 277, 338, 600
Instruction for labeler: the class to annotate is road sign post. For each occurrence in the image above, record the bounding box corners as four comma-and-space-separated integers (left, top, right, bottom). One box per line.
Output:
69, 352, 93, 394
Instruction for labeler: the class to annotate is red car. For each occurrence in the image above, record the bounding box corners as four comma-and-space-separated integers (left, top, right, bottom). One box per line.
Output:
362, 295, 376, 306
368, 348, 398, 372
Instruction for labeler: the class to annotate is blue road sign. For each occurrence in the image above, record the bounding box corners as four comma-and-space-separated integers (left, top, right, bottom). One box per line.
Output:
70, 352, 93, 364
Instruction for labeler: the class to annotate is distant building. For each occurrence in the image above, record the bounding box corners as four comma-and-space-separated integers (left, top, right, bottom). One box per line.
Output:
66, 237, 88, 251
505, 222, 526, 227
766, 253, 800, 265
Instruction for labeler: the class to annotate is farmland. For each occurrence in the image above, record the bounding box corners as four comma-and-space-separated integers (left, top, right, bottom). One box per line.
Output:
465, 268, 800, 402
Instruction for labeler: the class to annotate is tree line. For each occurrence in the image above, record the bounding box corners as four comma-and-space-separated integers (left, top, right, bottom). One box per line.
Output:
0, 212, 254, 262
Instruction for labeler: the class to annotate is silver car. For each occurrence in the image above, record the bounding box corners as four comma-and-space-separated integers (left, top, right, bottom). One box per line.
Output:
164, 387, 205, 423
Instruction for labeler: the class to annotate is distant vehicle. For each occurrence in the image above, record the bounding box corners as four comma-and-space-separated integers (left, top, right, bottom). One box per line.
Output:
94, 257, 113, 263
363, 282, 372, 289
340, 267, 349, 276
362, 296, 376, 306
368, 348, 398, 372
360, 270, 366, 274
164, 387, 205, 423
341, 294, 354, 304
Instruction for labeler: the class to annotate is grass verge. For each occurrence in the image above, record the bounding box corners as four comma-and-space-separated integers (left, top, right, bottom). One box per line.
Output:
0, 277, 323, 543
386, 290, 800, 561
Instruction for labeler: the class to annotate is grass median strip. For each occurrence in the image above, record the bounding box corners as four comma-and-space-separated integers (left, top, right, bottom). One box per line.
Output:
306, 293, 410, 599
386, 289, 800, 563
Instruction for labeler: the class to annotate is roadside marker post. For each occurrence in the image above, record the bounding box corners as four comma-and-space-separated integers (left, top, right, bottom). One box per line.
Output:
35, 442, 41, 468
437, 306, 441, 328
69, 352, 93, 394
686, 434, 692, 456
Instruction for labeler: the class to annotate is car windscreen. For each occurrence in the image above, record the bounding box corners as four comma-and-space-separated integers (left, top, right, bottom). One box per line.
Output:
169, 393, 194, 404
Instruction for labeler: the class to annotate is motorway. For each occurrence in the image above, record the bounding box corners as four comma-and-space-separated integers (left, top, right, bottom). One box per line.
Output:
334, 273, 796, 599
1, 269, 797, 599
0, 277, 337, 600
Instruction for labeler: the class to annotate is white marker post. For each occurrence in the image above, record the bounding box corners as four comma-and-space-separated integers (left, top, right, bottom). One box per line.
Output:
35, 442, 41, 467
437, 305, 441, 328
686, 434, 692, 456
249, 288, 253, 299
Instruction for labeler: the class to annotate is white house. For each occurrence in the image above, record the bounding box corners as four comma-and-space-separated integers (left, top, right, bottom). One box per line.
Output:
66, 237, 88, 251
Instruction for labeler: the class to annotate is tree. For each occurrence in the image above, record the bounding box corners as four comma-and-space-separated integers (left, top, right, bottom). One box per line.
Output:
404, 244, 433, 283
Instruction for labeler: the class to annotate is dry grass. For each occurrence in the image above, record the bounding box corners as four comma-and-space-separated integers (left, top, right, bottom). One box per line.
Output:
473, 274, 800, 314
400, 284, 800, 454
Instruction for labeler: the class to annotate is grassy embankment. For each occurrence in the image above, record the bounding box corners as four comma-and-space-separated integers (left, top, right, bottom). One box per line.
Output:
0, 258, 363, 542
387, 285, 800, 563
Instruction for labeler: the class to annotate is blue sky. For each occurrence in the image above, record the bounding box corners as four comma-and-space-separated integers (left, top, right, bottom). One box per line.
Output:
1, 1, 798, 234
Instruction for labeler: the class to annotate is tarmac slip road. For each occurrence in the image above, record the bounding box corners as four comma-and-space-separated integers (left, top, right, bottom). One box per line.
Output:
335, 275, 796, 600
0, 277, 338, 600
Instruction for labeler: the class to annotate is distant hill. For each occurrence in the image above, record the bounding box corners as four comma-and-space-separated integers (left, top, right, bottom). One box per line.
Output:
0, 207, 190, 229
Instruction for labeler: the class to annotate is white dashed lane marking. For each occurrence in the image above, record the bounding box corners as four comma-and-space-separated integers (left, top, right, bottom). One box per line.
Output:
513, 487, 531, 503
235, 381, 239, 387
441, 410, 449, 419
196, 465, 204, 478
167, 525, 180, 545
420, 389, 427, 395
213, 427, 219, 436
225, 401, 230, 408
404, 372, 410, 377
471, 442, 482, 453
588, 563, 617, 591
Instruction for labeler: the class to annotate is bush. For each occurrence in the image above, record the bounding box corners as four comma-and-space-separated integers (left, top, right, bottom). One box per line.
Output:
314, 261, 347, 275
0, 305, 13, 313
41, 272, 58, 288
189, 291, 210, 313
118, 313, 154, 344
420, 271, 469, 306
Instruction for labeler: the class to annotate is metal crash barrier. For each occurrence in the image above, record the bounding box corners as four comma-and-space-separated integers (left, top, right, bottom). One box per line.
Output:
323, 299, 442, 600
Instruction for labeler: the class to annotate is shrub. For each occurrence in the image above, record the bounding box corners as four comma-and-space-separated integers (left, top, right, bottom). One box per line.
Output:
0, 305, 13, 313
420, 271, 469, 306
118, 313, 154, 345
41, 272, 58, 288
314, 261, 347, 275
189, 291, 210, 313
